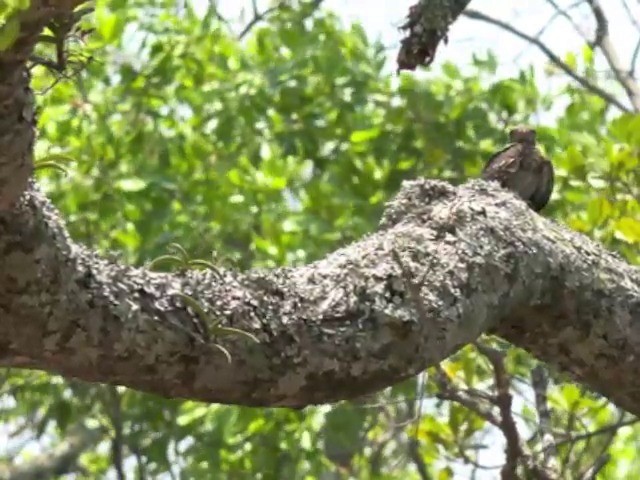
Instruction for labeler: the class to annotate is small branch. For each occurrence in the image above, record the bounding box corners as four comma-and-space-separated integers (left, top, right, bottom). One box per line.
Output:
631, 36, 640, 78
584, 0, 640, 110
540, 0, 587, 41
238, 2, 285, 39
407, 438, 431, 480
620, 0, 640, 77
475, 343, 523, 480
463, 9, 632, 113
580, 453, 610, 480
620, 0, 640, 32
550, 416, 638, 449
530, 365, 559, 475
435, 366, 502, 428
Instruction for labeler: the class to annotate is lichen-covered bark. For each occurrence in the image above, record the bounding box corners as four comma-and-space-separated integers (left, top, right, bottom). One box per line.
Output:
1, 179, 638, 411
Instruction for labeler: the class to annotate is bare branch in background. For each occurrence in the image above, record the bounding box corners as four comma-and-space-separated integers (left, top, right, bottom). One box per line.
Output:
206, 0, 230, 26
584, 0, 640, 110
632, 38, 640, 78
435, 365, 502, 428
463, 9, 632, 113
620, 0, 640, 77
541, 0, 588, 41
621, 0, 640, 32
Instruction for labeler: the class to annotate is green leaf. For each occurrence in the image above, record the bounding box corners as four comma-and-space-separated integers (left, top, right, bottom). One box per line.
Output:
349, 127, 380, 143
115, 177, 148, 192
212, 326, 259, 343
438, 466, 454, 480
176, 404, 210, 427
0, 16, 19, 51
614, 217, 640, 244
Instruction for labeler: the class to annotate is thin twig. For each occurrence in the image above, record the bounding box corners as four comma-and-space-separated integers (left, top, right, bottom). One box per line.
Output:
542, 0, 587, 40
631, 35, 640, 78
522, 0, 585, 62
463, 8, 632, 113
550, 416, 638, 449
238, 1, 287, 39
621, 0, 640, 31
434, 366, 502, 428
621, 0, 640, 77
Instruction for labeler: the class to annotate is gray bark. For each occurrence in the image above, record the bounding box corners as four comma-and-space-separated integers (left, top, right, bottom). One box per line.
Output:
1, 179, 639, 412
1, 1, 640, 415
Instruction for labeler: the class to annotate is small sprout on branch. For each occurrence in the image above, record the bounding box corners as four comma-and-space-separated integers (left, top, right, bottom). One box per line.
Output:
173, 291, 259, 364
148, 243, 228, 279
34, 153, 75, 176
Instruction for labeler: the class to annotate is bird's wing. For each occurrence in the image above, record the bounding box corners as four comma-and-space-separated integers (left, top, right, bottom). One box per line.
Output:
529, 158, 554, 212
481, 143, 522, 181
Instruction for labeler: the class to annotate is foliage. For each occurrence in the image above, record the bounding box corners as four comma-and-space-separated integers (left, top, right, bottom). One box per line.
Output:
2, 0, 639, 478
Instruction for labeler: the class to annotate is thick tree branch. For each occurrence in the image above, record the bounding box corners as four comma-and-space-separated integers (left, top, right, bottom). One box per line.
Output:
462, 9, 632, 113
0, 179, 638, 412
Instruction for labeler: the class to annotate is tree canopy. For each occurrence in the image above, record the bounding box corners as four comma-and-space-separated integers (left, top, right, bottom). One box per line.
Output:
0, 0, 639, 478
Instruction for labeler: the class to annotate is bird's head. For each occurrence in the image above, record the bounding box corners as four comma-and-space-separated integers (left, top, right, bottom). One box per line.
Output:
508, 126, 537, 144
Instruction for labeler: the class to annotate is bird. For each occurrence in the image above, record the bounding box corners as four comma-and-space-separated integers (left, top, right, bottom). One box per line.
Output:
481, 126, 554, 212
